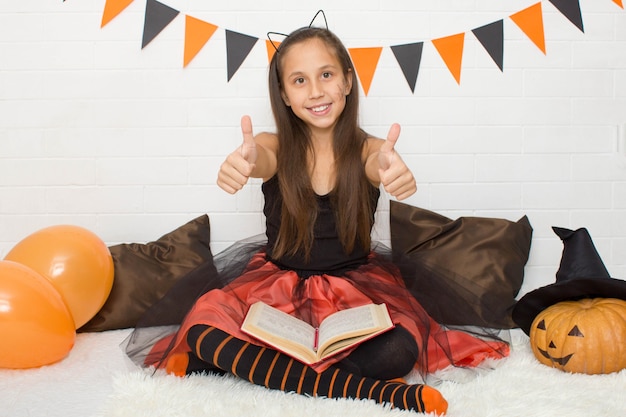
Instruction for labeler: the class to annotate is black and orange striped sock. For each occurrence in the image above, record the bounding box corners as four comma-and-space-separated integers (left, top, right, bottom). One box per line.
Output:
184, 325, 447, 414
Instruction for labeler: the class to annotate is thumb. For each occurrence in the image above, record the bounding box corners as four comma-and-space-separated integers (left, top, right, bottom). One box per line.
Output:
240, 115, 257, 164
379, 123, 400, 171
381, 123, 400, 154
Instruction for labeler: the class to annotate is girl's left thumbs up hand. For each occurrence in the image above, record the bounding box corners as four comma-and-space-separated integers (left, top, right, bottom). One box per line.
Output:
378, 123, 417, 201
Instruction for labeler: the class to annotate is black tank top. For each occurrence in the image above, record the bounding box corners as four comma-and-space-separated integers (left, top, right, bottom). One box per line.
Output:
262, 175, 380, 277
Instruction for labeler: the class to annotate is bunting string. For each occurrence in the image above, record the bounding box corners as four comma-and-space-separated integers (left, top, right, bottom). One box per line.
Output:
88, 0, 623, 95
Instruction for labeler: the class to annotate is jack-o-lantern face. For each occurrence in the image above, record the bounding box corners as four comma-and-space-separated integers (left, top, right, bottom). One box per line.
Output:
529, 298, 626, 375
533, 319, 582, 366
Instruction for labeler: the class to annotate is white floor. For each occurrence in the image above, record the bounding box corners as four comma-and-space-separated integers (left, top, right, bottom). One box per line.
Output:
0, 329, 133, 417
2, 328, 625, 417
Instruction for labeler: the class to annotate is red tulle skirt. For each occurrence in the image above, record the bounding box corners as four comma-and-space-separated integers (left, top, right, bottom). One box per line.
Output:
143, 249, 508, 374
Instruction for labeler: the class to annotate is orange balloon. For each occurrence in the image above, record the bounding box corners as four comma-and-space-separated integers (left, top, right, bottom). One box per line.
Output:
5, 225, 114, 328
0, 260, 76, 369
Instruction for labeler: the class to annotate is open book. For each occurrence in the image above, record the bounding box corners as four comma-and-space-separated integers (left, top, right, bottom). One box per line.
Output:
240, 301, 394, 366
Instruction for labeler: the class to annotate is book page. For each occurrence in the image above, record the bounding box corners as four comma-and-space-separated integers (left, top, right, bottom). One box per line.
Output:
317, 304, 388, 350
243, 302, 315, 351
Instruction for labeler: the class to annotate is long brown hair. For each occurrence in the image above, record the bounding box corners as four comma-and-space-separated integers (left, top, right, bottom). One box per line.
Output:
268, 27, 374, 260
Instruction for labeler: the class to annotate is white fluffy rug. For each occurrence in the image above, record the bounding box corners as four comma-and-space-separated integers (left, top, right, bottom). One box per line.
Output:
1, 329, 624, 417
101, 331, 626, 417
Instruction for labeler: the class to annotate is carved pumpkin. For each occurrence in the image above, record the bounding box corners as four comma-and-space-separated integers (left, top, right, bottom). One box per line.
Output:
529, 298, 626, 374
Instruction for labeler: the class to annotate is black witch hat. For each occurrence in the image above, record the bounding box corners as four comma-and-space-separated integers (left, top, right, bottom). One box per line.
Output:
512, 226, 626, 335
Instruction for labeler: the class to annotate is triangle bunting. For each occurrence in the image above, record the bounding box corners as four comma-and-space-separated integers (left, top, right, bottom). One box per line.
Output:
101, 0, 134, 28
266, 40, 280, 63
390, 42, 423, 93
225, 30, 259, 81
549, 0, 584, 32
472, 20, 504, 71
510, 3, 546, 54
183, 16, 218, 67
348, 47, 383, 96
142, 0, 180, 49
93, 1, 623, 91
432, 33, 465, 84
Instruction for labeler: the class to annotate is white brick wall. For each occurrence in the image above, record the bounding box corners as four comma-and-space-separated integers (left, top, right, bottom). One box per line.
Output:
1, 0, 625, 296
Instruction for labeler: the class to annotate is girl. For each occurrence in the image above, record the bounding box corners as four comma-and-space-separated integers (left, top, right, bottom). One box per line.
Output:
124, 25, 509, 415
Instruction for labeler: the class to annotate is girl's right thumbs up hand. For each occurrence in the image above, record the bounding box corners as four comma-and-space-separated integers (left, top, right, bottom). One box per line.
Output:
217, 115, 258, 194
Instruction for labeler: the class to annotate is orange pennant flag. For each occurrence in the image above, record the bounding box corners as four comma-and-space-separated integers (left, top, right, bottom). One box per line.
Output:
184, 16, 218, 67
348, 47, 383, 96
510, 3, 546, 54
432, 33, 465, 84
266, 40, 281, 63
613, 0, 624, 8
101, 0, 134, 28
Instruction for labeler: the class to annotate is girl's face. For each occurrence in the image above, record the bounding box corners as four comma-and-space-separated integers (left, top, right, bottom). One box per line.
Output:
279, 38, 352, 135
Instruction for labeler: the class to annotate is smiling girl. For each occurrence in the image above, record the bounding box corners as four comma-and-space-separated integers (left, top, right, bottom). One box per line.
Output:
124, 24, 509, 415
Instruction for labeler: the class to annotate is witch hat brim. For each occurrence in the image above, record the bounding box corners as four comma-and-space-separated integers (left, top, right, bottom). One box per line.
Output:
512, 226, 626, 335
512, 276, 626, 335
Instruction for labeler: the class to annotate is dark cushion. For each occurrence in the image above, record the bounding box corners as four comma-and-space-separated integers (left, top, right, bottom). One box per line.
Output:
79, 214, 213, 332
390, 201, 533, 329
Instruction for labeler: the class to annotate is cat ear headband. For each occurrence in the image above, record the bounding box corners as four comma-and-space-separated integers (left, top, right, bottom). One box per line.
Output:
267, 9, 328, 53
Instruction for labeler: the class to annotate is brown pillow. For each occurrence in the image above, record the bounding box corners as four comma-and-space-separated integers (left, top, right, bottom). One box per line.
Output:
79, 214, 213, 332
390, 201, 532, 329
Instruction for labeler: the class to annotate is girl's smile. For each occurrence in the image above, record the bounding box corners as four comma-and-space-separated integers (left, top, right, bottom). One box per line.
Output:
308, 103, 331, 115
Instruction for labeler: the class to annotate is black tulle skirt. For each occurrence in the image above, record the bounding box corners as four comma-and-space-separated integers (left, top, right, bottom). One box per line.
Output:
122, 235, 509, 380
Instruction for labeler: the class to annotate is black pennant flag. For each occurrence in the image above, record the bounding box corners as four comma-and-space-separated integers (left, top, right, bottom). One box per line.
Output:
142, 0, 180, 49
390, 42, 423, 93
225, 30, 258, 81
472, 20, 504, 72
549, 0, 584, 32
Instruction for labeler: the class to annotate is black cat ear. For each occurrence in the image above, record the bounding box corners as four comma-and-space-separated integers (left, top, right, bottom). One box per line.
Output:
267, 32, 289, 53
308, 10, 328, 29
